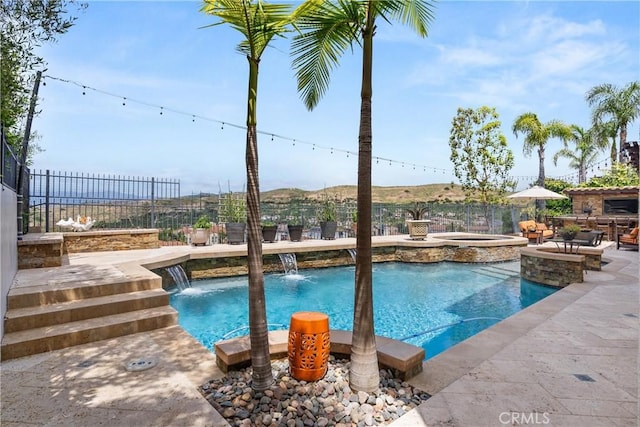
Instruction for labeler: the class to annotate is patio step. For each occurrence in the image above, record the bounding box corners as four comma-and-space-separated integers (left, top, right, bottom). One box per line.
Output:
1, 269, 177, 361
1, 306, 177, 361
3, 289, 170, 333
7, 275, 161, 309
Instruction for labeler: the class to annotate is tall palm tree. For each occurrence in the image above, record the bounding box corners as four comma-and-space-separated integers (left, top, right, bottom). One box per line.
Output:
553, 125, 604, 183
586, 81, 640, 164
201, 0, 293, 391
512, 112, 572, 216
291, 0, 435, 392
592, 119, 619, 166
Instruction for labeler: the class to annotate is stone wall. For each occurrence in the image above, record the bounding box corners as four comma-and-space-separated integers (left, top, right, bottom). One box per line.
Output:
17, 234, 63, 269
520, 248, 584, 287
173, 243, 525, 287
62, 229, 160, 254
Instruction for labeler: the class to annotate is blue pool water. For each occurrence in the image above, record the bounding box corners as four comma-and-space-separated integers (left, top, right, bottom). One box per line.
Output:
169, 262, 556, 360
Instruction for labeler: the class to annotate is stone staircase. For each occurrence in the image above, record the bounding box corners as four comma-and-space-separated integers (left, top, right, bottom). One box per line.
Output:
1, 266, 177, 361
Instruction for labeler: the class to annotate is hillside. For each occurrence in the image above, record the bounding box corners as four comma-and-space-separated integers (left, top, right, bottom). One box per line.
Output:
261, 183, 467, 204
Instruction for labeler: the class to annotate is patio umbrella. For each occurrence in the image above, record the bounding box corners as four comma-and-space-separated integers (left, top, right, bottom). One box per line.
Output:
507, 185, 568, 224
506, 185, 567, 201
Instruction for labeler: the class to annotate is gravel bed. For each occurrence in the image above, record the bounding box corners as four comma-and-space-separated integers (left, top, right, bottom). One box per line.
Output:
200, 356, 430, 427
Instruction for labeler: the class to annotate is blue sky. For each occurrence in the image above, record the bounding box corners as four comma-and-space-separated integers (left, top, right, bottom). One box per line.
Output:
35, 1, 640, 194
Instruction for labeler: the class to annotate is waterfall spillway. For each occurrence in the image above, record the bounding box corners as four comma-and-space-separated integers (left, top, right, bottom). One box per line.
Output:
347, 248, 356, 263
167, 265, 191, 291
278, 253, 298, 275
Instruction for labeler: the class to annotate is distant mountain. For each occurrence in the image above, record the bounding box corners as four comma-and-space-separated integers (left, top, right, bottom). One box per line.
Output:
261, 183, 467, 204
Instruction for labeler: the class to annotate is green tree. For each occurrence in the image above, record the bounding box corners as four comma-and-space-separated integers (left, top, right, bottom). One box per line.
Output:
449, 106, 515, 225
553, 125, 606, 184
291, 0, 435, 392
542, 178, 573, 217
581, 163, 640, 187
512, 112, 572, 214
201, 0, 294, 391
1, 0, 86, 151
586, 81, 640, 164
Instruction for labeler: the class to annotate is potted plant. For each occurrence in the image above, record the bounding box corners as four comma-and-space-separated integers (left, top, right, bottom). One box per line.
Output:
287, 204, 304, 242
405, 202, 430, 240
220, 192, 246, 244
560, 224, 581, 241
318, 198, 337, 240
261, 220, 278, 243
191, 215, 212, 246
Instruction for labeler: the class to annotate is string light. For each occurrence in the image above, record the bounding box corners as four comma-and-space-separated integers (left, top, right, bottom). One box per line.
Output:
44, 74, 611, 182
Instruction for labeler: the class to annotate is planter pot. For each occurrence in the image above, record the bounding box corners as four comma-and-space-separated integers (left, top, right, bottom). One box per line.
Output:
288, 225, 303, 242
191, 228, 211, 246
262, 225, 278, 243
320, 221, 337, 240
226, 222, 246, 244
406, 219, 431, 240
562, 233, 576, 241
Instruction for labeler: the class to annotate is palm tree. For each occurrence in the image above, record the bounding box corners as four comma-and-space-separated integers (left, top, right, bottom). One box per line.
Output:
291, 0, 435, 392
586, 81, 640, 163
553, 125, 605, 183
512, 112, 572, 217
201, 0, 293, 391
592, 119, 619, 166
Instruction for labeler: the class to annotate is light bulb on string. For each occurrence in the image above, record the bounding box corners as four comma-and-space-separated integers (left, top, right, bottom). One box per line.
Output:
122, 97, 126, 106
271, 134, 274, 141
221, 122, 225, 130
160, 107, 163, 115
82, 86, 86, 95
192, 115, 195, 122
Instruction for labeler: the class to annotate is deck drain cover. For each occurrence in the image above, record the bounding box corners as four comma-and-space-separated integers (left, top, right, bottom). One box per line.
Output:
624, 313, 638, 318
125, 357, 158, 372
78, 360, 96, 368
574, 374, 595, 382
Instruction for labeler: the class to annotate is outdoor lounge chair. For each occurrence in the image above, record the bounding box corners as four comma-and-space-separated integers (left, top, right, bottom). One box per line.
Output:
518, 220, 553, 243
617, 227, 639, 250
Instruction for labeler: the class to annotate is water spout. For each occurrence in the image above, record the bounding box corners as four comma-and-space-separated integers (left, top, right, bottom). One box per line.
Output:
166, 265, 191, 291
278, 253, 298, 275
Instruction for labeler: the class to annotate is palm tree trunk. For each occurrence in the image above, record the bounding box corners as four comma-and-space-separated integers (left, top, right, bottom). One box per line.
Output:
350, 11, 379, 393
536, 146, 545, 221
245, 56, 273, 391
619, 124, 627, 163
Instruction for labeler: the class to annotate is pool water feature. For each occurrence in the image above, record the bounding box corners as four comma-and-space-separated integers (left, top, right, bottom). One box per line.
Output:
169, 262, 556, 360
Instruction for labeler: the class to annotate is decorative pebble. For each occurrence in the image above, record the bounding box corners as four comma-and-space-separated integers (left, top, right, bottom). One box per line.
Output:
200, 358, 430, 426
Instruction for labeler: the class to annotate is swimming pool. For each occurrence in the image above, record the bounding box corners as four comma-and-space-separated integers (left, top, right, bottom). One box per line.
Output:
169, 262, 556, 360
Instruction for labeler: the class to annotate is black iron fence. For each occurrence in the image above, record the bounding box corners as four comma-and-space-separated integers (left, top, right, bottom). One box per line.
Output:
28, 170, 181, 232
27, 169, 520, 243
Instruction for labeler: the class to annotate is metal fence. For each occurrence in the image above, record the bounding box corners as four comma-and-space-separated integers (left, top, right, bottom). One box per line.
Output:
27, 169, 520, 243
28, 170, 181, 232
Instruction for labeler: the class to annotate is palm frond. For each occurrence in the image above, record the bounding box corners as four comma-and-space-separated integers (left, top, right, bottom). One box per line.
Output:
291, 1, 360, 110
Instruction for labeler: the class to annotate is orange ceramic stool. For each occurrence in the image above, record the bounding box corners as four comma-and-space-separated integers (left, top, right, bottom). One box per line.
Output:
288, 312, 330, 381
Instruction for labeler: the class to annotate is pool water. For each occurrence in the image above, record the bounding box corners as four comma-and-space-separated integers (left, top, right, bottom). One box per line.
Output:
169, 262, 556, 360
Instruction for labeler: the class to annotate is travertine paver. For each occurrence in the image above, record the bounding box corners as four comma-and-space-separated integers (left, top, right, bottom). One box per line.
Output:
1, 326, 227, 427
394, 247, 638, 427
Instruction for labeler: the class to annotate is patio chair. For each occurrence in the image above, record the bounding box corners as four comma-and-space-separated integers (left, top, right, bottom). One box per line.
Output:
575, 230, 604, 247
617, 227, 639, 250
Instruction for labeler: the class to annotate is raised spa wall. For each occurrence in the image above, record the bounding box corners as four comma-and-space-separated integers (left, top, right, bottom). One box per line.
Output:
156, 243, 523, 285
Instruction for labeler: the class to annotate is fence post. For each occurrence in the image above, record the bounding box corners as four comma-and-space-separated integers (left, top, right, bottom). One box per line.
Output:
466, 204, 471, 232
45, 169, 50, 232
151, 177, 155, 228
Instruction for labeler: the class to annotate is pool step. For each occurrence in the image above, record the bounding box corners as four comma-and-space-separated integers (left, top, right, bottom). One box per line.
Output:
473, 263, 520, 280
1, 268, 176, 361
